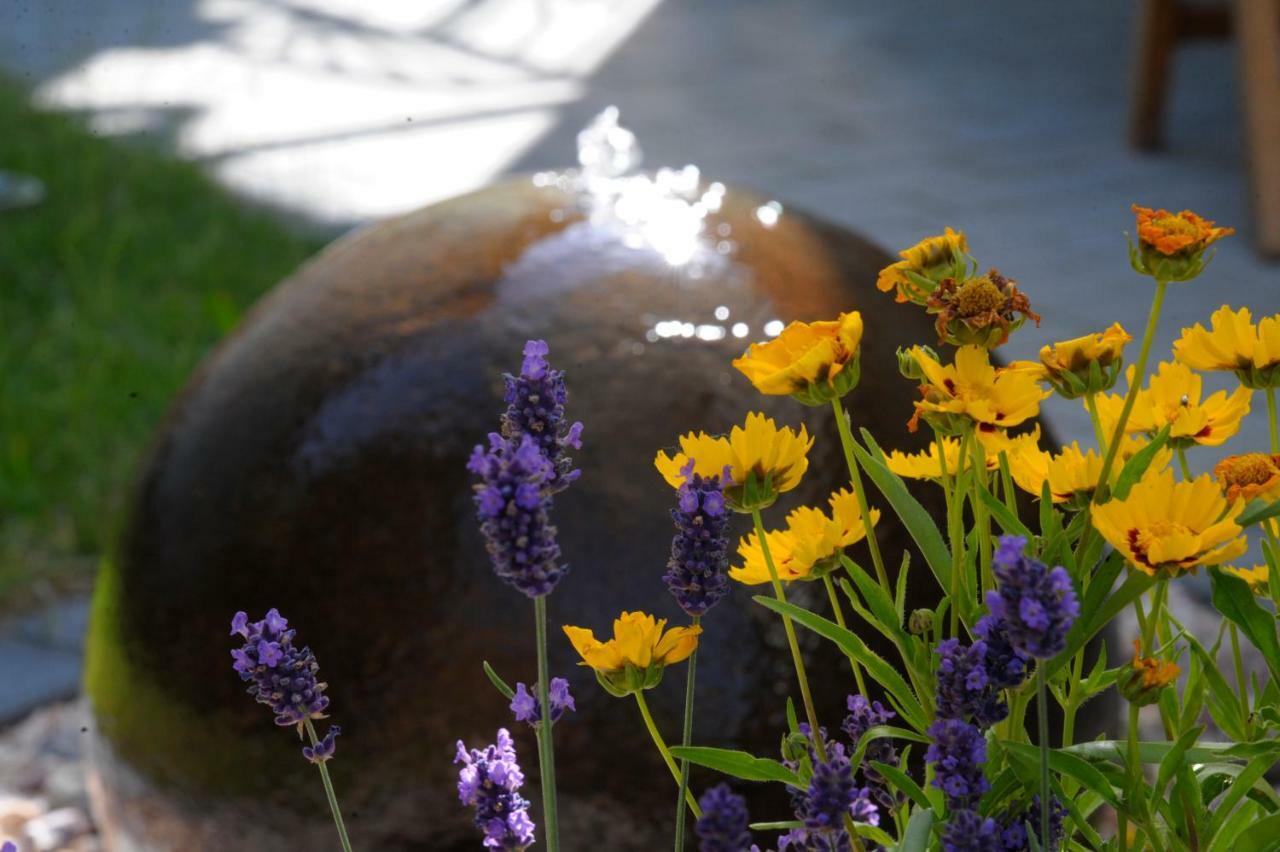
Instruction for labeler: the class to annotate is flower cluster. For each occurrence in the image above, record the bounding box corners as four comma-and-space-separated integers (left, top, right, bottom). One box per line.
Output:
925, 717, 989, 811
841, 695, 899, 809
999, 796, 1067, 851
986, 536, 1079, 659
730, 489, 878, 585
501, 339, 583, 493
655, 413, 814, 513
925, 268, 1040, 349
468, 433, 568, 598
1175, 305, 1280, 389
665, 459, 732, 616
935, 638, 1009, 729
973, 615, 1030, 691
510, 678, 575, 727
732, 312, 864, 405
230, 609, 332, 737
454, 728, 536, 850
563, 611, 700, 696
695, 785, 759, 852
941, 809, 1003, 852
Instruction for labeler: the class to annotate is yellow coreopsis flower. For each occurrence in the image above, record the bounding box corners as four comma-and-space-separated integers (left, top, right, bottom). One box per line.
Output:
1174, 305, 1280, 389
876, 228, 968, 305
1010, 435, 1171, 505
728, 490, 880, 585
654, 413, 814, 512
1091, 469, 1248, 577
906, 345, 1050, 436
1213, 452, 1280, 503
885, 428, 1038, 482
1223, 564, 1270, 594
1096, 361, 1252, 448
563, 611, 701, 696
729, 528, 802, 585
1129, 204, 1234, 282
1014, 323, 1132, 398
732, 312, 864, 405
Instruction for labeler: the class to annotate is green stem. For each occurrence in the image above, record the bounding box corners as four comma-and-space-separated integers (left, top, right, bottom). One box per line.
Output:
1125, 701, 1143, 852
635, 691, 702, 818
1085, 392, 1108, 454
998, 450, 1018, 516
949, 433, 971, 638
823, 574, 868, 696
1176, 447, 1193, 481
752, 507, 827, 756
970, 431, 993, 597
1037, 666, 1053, 851
304, 719, 354, 852
534, 597, 561, 852
831, 399, 890, 591
674, 616, 700, 852
1230, 623, 1250, 737
1268, 387, 1279, 454
1095, 280, 1168, 497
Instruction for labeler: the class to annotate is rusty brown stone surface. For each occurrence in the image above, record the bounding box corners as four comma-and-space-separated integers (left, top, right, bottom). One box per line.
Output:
87, 177, 955, 850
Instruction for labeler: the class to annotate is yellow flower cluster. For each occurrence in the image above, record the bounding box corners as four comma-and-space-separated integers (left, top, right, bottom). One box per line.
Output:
564, 612, 701, 696
1091, 470, 1247, 577
906, 345, 1050, 435
732, 312, 864, 405
1095, 361, 1252, 448
729, 490, 880, 585
654, 413, 813, 511
1174, 305, 1280, 389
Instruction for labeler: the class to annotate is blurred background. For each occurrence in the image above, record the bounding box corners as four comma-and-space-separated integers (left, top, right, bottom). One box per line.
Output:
0, 0, 1276, 849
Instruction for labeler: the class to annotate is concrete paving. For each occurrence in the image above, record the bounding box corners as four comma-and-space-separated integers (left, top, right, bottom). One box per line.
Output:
0, 0, 1276, 718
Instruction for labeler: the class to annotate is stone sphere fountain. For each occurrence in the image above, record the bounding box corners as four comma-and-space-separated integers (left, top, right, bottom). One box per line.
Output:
84, 109, 949, 850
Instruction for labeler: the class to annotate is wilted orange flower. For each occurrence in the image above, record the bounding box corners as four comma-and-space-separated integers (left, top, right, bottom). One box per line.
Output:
1213, 452, 1280, 503
876, 228, 968, 304
1119, 640, 1180, 705
1133, 205, 1234, 256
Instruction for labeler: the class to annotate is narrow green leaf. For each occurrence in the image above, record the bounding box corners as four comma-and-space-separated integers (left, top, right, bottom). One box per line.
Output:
895, 551, 911, 626
1001, 741, 1119, 807
855, 431, 952, 594
1156, 725, 1203, 793
840, 557, 905, 642
1185, 634, 1246, 740
482, 660, 516, 700
850, 725, 930, 774
980, 485, 1034, 539
1110, 424, 1171, 501
870, 761, 932, 813
749, 821, 803, 831
669, 746, 803, 788
1238, 498, 1280, 528
1211, 568, 1280, 684
1206, 752, 1276, 842
1045, 568, 1153, 679
1221, 810, 1280, 852
897, 806, 935, 852
754, 595, 927, 731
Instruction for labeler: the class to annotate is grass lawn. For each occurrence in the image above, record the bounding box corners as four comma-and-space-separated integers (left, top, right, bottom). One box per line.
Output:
0, 78, 325, 607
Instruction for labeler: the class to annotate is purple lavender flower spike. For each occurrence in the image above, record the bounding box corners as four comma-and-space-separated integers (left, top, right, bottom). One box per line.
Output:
665, 458, 732, 616
502, 339, 583, 494
2, 841, 15, 852
925, 718, 990, 811
986, 536, 1080, 659
302, 725, 341, 764
942, 809, 1003, 852
229, 609, 331, 735
695, 784, 759, 852
510, 678, 575, 727
469, 432, 568, 597
454, 728, 536, 850
935, 639, 1009, 728
974, 614, 1031, 690
999, 795, 1067, 851
842, 694, 900, 810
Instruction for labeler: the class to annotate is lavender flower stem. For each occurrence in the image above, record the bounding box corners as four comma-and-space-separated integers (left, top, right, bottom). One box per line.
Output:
673, 615, 700, 852
1267, 387, 1278, 454
831, 399, 890, 591
634, 692, 702, 818
1036, 666, 1052, 852
969, 431, 994, 597
304, 719, 353, 852
534, 596, 561, 851
751, 507, 826, 757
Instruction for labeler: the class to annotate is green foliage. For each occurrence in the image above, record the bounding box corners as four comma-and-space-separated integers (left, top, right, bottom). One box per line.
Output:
0, 78, 323, 603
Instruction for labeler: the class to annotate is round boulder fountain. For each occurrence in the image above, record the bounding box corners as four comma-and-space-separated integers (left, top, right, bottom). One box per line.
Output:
84, 109, 950, 850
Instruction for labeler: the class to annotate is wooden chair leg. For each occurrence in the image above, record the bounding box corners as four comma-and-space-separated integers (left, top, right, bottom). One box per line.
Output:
1236, 0, 1280, 256
1131, 0, 1181, 150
